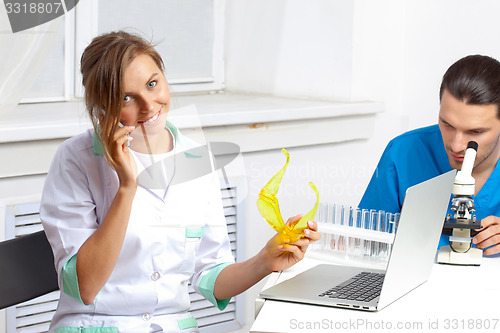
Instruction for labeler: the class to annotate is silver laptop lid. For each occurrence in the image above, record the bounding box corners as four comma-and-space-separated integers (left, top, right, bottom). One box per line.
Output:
377, 170, 456, 309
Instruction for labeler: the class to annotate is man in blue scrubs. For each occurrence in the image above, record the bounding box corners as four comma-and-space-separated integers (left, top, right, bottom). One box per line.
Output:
359, 55, 500, 256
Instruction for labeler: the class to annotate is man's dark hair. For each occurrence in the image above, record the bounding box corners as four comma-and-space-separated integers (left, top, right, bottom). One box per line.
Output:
440, 55, 500, 118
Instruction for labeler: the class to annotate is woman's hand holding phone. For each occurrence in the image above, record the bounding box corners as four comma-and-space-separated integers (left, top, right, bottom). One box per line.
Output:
112, 124, 137, 190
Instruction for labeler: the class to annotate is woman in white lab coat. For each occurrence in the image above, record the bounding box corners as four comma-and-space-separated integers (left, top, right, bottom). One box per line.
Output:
40, 31, 320, 333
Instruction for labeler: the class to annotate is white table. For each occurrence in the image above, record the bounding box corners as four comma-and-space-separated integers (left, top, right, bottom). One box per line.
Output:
251, 256, 500, 333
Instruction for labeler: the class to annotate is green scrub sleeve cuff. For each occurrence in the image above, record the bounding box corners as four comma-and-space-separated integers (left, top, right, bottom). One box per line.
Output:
198, 262, 232, 311
62, 254, 86, 305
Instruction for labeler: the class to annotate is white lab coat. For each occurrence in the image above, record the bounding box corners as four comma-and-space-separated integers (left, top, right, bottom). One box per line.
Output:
40, 123, 234, 332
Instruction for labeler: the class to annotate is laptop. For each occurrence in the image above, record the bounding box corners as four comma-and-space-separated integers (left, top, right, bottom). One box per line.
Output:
260, 170, 456, 311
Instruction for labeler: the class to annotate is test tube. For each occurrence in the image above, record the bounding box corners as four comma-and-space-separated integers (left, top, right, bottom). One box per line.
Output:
382, 211, 388, 251
362, 209, 372, 258
317, 202, 325, 250
318, 202, 325, 223
387, 216, 397, 258
315, 202, 325, 251
337, 205, 348, 255
369, 209, 377, 230
326, 203, 332, 223
348, 207, 356, 256
381, 212, 393, 260
388, 215, 396, 234
369, 210, 379, 259
348, 206, 354, 227
329, 203, 337, 252
327, 203, 335, 252
393, 212, 401, 231
354, 208, 363, 257
330, 203, 337, 224
375, 210, 386, 260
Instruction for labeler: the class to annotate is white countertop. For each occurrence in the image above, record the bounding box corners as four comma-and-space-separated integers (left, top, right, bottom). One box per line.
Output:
251, 257, 500, 333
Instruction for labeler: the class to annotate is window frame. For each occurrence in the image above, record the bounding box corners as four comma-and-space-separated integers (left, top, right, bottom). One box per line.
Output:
22, 0, 225, 104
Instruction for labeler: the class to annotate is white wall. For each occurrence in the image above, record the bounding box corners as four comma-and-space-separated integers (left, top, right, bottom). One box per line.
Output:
225, 0, 500, 201
352, 0, 500, 146
225, 0, 355, 101
224, 1, 500, 331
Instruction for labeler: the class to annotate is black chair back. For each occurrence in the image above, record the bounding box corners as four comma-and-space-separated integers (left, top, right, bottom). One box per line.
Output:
0, 231, 59, 309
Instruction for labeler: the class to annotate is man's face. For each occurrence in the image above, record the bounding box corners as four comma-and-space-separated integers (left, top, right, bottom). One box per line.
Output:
438, 89, 500, 173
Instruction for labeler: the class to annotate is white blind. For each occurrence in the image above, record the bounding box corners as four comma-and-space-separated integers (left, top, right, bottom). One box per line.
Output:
97, 0, 215, 83
22, 19, 66, 102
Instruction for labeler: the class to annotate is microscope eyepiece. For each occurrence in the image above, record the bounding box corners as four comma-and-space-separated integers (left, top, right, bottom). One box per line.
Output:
467, 141, 478, 151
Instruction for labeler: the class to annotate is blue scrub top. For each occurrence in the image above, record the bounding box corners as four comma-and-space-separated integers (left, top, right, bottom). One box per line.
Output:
359, 124, 500, 248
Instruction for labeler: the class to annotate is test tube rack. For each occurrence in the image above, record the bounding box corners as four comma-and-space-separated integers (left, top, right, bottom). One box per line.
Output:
308, 203, 400, 269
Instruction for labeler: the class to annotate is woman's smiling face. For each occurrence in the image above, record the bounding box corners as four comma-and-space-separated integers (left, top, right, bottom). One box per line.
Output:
119, 53, 170, 135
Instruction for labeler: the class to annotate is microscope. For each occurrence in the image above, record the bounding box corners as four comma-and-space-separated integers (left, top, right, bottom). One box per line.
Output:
437, 141, 483, 265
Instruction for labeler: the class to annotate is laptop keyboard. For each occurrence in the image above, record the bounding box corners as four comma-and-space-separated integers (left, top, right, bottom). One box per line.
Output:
318, 272, 385, 302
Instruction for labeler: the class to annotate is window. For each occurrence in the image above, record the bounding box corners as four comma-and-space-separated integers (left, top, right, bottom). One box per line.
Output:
23, 19, 68, 102
22, 0, 225, 103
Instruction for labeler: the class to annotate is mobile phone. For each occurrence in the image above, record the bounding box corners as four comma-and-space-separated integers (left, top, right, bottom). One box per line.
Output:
118, 122, 130, 147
